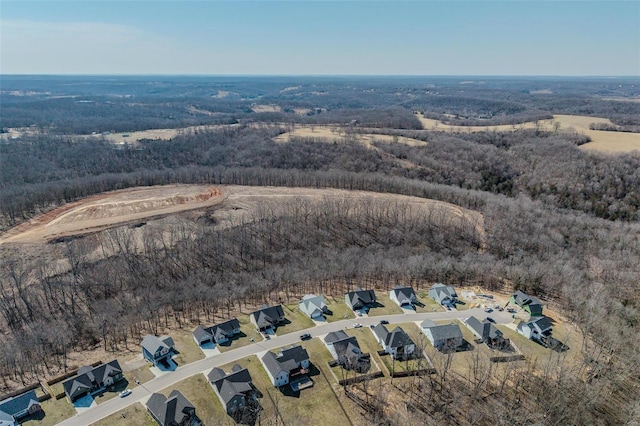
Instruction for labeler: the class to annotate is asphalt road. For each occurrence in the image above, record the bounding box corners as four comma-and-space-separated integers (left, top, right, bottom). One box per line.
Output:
57, 307, 510, 426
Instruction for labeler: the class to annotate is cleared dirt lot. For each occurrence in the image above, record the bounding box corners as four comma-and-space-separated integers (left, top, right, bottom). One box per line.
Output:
0, 185, 223, 245
0, 185, 485, 249
416, 113, 640, 153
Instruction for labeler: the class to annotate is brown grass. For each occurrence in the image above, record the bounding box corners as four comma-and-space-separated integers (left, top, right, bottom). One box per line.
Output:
90, 402, 156, 426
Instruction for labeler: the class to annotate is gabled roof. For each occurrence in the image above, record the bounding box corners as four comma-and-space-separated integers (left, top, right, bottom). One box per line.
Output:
373, 324, 414, 349
62, 360, 122, 399
386, 327, 415, 349
392, 286, 417, 303
346, 288, 376, 307
261, 345, 309, 378
429, 283, 458, 303
251, 306, 285, 329
0, 409, 13, 424
466, 316, 502, 340
141, 335, 173, 355
146, 390, 194, 426
512, 290, 542, 307
324, 330, 350, 344
532, 316, 552, 332
0, 390, 39, 417
332, 337, 362, 366
299, 295, 327, 317
193, 326, 210, 342
208, 365, 255, 407
422, 321, 463, 341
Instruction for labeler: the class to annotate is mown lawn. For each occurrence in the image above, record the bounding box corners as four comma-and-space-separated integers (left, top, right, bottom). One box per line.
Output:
22, 396, 75, 426
91, 402, 156, 426
218, 315, 262, 353
324, 297, 355, 323
280, 304, 316, 334
366, 292, 404, 316
345, 327, 388, 376
171, 330, 205, 365
158, 374, 231, 426
124, 364, 155, 386
414, 291, 445, 313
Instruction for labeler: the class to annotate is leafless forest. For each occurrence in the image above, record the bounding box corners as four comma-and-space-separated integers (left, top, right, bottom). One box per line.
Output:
1, 76, 640, 424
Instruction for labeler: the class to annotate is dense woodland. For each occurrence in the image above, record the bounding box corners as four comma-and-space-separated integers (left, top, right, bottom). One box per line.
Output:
1, 76, 640, 425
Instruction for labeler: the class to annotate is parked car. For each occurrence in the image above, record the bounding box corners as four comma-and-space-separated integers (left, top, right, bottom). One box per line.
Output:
484, 307, 493, 313
379, 319, 389, 325
353, 323, 363, 328
485, 317, 496, 323
119, 389, 132, 398
300, 333, 312, 340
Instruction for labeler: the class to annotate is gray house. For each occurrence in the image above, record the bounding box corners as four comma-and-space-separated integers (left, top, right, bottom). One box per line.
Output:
0, 390, 42, 424
372, 325, 416, 360
208, 365, 261, 417
250, 305, 285, 332
465, 316, 509, 349
428, 283, 458, 308
193, 318, 241, 346
390, 286, 418, 308
421, 319, 464, 351
142, 335, 176, 367
517, 316, 553, 342
324, 331, 365, 370
345, 288, 376, 311
146, 390, 197, 426
298, 295, 328, 319
261, 346, 311, 389
510, 290, 543, 317
62, 360, 123, 402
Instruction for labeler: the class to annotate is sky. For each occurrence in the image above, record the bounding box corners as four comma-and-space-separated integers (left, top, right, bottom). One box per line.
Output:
1, 1, 639, 76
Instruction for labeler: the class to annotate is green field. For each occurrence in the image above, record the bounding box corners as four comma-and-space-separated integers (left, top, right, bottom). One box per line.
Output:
158, 374, 231, 425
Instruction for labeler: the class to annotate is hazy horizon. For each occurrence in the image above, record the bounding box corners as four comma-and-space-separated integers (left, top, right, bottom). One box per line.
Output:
2, 1, 639, 76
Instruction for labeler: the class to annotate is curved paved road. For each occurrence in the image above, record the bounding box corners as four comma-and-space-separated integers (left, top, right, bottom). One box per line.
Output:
57, 307, 510, 426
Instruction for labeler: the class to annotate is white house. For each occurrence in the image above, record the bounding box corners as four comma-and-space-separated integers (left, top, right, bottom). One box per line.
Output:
389, 286, 418, 308
298, 295, 328, 320
517, 316, 553, 342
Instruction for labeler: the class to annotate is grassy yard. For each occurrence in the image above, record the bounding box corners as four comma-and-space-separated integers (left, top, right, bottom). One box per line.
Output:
158, 374, 231, 426
124, 364, 155, 386
324, 296, 355, 323
48, 381, 65, 399
91, 402, 155, 426
220, 347, 352, 426
171, 330, 205, 365
414, 291, 444, 313
217, 315, 262, 353
219, 355, 279, 425
345, 327, 388, 376
92, 378, 130, 405
367, 292, 404, 316
22, 396, 75, 426
280, 304, 316, 334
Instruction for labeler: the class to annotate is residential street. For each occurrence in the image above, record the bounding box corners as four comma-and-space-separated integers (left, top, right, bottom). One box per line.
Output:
57, 307, 508, 426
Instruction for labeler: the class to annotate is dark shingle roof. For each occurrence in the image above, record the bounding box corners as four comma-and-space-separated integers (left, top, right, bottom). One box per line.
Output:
332, 337, 362, 366
0, 390, 39, 417
386, 327, 415, 349
392, 286, 416, 303
512, 290, 542, 306
346, 288, 376, 307
209, 366, 254, 407
422, 322, 463, 341
324, 330, 350, 344
62, 360, 122, 400
261, 345, 309, 379
466, 316, 502, 340
141, 335, 172, 355
146, 390, 194, 426
251, 306, 284, 328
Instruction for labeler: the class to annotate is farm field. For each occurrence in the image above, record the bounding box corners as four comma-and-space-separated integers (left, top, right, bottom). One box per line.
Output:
274, 124, 428, 147
416, 113, 640, 153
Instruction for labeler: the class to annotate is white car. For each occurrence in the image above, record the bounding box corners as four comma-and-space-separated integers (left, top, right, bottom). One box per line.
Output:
119, 389, 132, 398
353, 323, 363, 328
